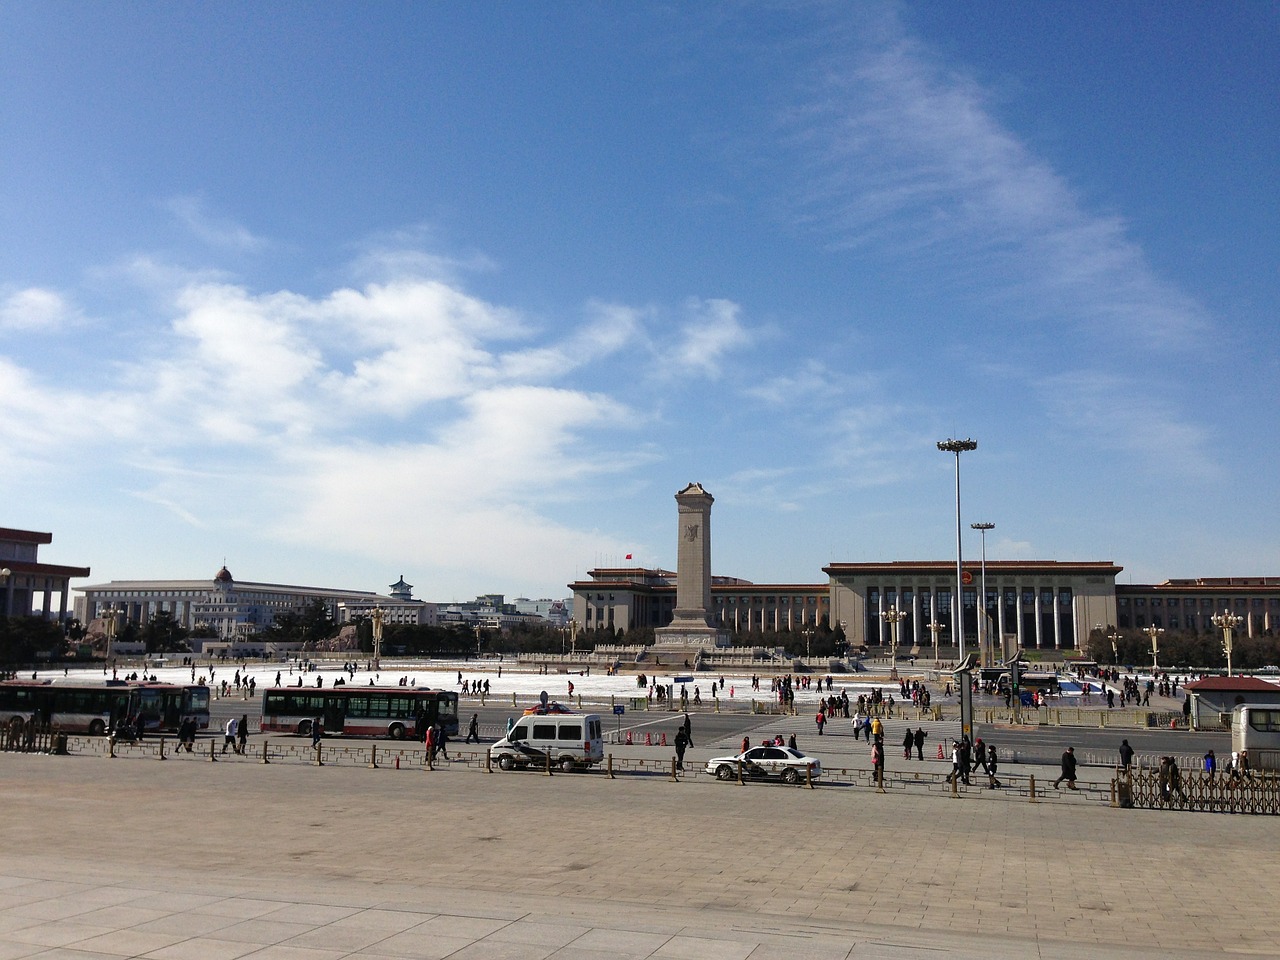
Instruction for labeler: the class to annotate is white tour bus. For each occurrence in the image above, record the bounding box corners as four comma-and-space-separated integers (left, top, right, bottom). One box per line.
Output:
1229, 703, 1280, 771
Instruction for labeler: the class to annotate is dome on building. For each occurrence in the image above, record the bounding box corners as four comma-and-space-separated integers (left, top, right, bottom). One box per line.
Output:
214, 565, 234, 584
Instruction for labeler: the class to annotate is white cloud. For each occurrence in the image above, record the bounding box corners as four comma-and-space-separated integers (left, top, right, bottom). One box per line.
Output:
166, 196, 267, 253
0, 287, 81, 332
665, 298, 753, 377
785, 18, 1209, 347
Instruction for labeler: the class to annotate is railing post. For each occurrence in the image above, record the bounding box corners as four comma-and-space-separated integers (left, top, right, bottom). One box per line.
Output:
485, 749, 492, 773
313, 743, 324, 766
209, 736, 217, 762
370, 744, 378, 769
261, 739, 270, 764
544, 750, 553, 776
670, 757, 678, 781
158, 737, 166, 761
108, 736, 116, 759
1029, 774, 1037, 802
737, 759, 744, 785
951, 772, 958, 798
806, 762, 814, 789
607, 754, 614, 779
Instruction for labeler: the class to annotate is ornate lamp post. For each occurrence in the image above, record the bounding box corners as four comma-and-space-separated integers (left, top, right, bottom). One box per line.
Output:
937, 438, 977, 661
0, 567, 10, 618
802, 626, 814, 661
927, 619, 944, 668
1142, 624, 1164, 675
881, 605, 907, 679
101, 604, 122, 665
971, 522, 994, 666
370, 606, 385, 671
1108, 629, 1122, 666
568, 618, 578, 657
1212, 611, 1243, 677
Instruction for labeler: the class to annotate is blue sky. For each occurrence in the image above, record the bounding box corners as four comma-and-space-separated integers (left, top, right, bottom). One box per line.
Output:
1, 2, 1276, 603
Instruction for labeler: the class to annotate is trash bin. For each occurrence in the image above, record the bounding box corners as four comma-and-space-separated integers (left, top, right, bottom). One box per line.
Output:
52, 733, 68, 756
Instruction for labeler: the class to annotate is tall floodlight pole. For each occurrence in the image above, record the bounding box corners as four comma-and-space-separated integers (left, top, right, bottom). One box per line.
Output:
938, 438, 977, 662
1212, 611, 1243, 677
971, 522, 994, 666
1143, 625, 1164, 675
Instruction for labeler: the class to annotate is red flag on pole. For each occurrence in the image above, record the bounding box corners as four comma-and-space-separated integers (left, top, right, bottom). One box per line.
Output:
625, 554, 632, 560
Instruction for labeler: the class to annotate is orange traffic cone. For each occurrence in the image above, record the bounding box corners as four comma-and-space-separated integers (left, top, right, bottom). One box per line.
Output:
625, 730, 633, 745
937, 743, 944, 759
644, 732, 652, 745
660, 733, 667, 746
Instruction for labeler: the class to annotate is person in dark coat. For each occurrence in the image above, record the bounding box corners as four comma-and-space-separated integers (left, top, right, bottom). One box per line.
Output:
913, 727, 927, 761
902, 728, 914, 760
1054, 746, 1078, 789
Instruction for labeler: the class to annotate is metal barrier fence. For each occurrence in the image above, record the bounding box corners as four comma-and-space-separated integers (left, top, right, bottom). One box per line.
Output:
1114, 770, 1280, 815
0, 720, 64, 754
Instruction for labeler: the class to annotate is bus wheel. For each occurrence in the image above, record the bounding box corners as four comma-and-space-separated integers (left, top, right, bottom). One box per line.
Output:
88, 719, 106, 737
497, 754, 515, 771
388, 723, 406, 740
297, 720, 312, 737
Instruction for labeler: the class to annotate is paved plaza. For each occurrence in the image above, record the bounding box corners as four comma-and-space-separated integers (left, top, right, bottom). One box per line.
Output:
1, 736, 1277, 960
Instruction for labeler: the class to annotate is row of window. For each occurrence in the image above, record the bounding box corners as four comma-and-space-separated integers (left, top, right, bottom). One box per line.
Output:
587, 593, 821, 606
1119, 597, 1276, 608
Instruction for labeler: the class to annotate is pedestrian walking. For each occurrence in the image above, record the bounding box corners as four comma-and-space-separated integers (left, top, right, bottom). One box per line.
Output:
902, 728, 913, 760
465, 713, 480, 744
222, 716, 238, 754
986, 744, 1001, 788
674, 728, 689, 771
851, 710, 863, 739
1053, 746, 1078, 789
913, 727, 926, 761
815, 709, 826, 736
1118, 738, 1135, 775
236, 713, 248, 755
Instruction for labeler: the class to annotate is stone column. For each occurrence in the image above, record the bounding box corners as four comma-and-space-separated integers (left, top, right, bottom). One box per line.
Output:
672, 483, 713, 623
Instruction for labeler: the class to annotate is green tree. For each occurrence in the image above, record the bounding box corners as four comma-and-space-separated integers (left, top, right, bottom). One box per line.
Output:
140, 610, 191, 653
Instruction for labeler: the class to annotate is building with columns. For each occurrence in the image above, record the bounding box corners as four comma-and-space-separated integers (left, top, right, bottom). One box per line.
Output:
76, 565, 393, 640
0, 527, 90, 622
1115, 578, 1280, 636
825, 560, 1121, 654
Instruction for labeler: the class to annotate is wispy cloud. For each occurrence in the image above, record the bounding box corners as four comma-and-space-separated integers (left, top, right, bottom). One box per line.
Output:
783, 15, 1209, 348
0, 287, 81, 332
166, 195, 267, 253
665, 297, 753, 377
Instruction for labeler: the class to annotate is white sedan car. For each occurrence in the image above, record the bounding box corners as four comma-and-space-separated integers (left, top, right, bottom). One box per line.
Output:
704, 746, 821, 783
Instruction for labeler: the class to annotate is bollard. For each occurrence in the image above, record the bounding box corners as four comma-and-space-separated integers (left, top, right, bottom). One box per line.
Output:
806, 762, 814, 790
737, 759, 744, 785
607, 754, 614, 779
951, 773, 958, 798
158, 737, 166, 761
370, 744, 378, 769
395, 755, 401, 770
1029, 774, 1037, 802
670, 757, 678, 781
314, 743, 324, 766
209, 737, 217, 762
544, 750, 553, 777
877, 768, 885, 793
108, 737, 116, 759
1110, 777, 1117, 807
261, 739, 270, 764
484, 750, 491, 773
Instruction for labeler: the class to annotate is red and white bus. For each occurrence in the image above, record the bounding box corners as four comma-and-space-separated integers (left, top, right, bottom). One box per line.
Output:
259, 686, 460, 739
0, 680, 211, 735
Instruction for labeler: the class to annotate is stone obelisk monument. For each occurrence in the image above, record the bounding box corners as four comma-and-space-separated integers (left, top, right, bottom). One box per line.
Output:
653, 482, 729, 651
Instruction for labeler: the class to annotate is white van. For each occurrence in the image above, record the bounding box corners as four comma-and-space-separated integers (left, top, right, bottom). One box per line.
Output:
490, 713, 604, 772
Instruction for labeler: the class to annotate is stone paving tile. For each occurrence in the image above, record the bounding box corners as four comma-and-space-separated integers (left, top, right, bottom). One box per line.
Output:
2, 920, 117, 948
207, 917, 320, 945
485, 920, 592, 948
441, 940, 561, 960
354, 931, 475, 959
140, 936, 264, 960
0, 941, 44, 960
63, 928, 188, 956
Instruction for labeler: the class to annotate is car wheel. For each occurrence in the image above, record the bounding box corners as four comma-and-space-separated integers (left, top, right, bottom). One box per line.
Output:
559, 756, 576, 773
497, 754, 515, 771
388, 723, 405, 740
88, 719, 106, 737
715, 764, 735, 781
781, 767, 800, 784
297, 719, 311, 737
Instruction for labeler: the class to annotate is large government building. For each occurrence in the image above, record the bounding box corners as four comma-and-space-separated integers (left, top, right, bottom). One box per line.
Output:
571, 561, 1280, 653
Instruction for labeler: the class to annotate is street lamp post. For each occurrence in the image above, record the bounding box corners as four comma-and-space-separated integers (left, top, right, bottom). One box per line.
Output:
1108, 629, 1122, 666
802, 626, 813, 661
1142, 625, 1164, 675
1212, 611, 1243, 677
971, 522, 994, 666
938, 438, 977, 662
881, 605, 907, 679
927, 619, 944, 668
0, 568, 10, 618
568, 618, 578, 657
102, 604, 119, 664
370, 606, 385, 672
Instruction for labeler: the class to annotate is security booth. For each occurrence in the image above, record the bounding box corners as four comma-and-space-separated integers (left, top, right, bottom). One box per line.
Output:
1184, 677, 1280, 731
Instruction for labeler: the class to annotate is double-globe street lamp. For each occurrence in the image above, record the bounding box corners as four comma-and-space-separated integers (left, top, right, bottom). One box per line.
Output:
102, 604, 121, 664
370, 606, 385, 671
1142, 624, 1164, 675
938, 438, 977, 662
1108, 629, 1123, 666
1212, 610, 1244, 677
880, 605, 907, 679
971, 521, 994, 666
